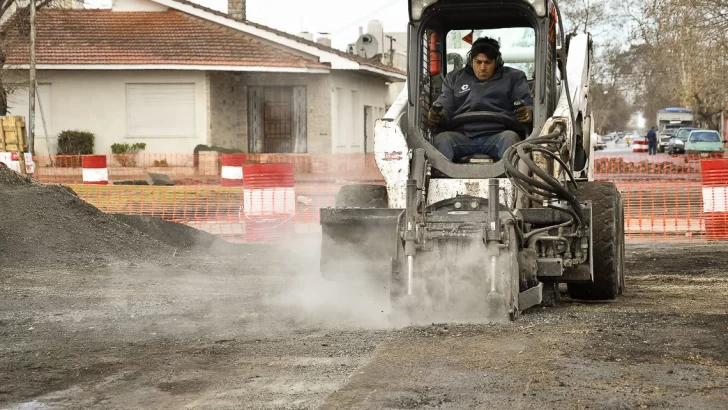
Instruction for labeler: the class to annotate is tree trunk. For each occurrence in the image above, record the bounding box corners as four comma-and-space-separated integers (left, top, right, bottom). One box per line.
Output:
0, 85, 8, 116
0, 29, 6, 116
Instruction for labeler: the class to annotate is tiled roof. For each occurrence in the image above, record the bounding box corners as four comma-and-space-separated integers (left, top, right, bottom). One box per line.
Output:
4, 9, 328, 69
167, 0, 406, 76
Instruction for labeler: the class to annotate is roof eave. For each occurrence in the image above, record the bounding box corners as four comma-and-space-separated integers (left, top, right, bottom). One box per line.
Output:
151, 0, 356, 69
358, 65, 406, 81
152, 0, 406, 78
6, 64, 330, 73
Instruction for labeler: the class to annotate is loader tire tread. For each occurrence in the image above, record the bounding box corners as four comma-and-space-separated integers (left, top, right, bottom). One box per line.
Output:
568, 181, 624, 300
335, 184, 388, 208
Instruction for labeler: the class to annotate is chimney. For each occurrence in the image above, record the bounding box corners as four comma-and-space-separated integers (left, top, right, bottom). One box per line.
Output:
228, 0, 245, 20
316, 33, 332, 48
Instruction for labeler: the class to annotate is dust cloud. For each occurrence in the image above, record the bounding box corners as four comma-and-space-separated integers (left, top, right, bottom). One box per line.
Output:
265, 235, 393, 329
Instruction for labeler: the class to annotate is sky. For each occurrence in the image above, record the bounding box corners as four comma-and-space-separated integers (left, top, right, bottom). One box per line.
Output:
90, 0, 411, 51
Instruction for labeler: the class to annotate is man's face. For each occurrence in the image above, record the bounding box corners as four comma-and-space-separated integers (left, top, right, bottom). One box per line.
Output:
472, 53, 496, 81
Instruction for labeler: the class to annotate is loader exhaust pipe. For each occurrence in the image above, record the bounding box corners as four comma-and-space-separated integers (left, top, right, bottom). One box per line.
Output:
405, 179, 417, 295
486, 179, 501, 242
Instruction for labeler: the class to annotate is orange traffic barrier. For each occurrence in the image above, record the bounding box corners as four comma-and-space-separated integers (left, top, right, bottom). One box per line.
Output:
81, 155, 108, 185
700, 159, 728, 240
220, 154, 247, 187
632, 139, 648, 153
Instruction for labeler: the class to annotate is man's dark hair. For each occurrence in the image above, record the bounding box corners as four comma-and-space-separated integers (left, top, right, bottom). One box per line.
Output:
466, 36, 501, 63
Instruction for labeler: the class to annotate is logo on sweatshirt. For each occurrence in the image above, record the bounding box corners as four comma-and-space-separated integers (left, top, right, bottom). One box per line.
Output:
459, 84, 471, 94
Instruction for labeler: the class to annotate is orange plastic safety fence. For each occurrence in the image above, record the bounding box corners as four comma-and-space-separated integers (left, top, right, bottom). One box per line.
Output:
32, 153, 384, 185
43, 154, 728, 243
616, 182, 706, 241
68, 182, 371, 243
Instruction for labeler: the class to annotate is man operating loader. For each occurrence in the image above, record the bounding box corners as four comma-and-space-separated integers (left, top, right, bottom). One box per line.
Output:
427, 36, 534, 161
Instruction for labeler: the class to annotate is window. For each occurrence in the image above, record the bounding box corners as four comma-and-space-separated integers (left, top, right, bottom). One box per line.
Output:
248, 86, 307, 153
126, 83, 195, 137
690, 131, 720, 143
262, 87, 293, 152
445, 28, 536, 78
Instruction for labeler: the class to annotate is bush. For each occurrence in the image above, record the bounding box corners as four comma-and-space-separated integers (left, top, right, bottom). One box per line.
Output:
55, 130, 94, 168
153, 159, 169, 167
57, 130, 95, 155
111, 142, 146, 167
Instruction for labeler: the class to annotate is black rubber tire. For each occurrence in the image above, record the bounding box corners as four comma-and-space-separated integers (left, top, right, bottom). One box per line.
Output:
335, 184, 388, 208
567, 181, 624, 300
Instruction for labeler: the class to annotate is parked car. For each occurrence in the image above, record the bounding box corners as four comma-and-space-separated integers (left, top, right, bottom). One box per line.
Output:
667, 127, 699, 154
595, 134, 606, 151
683, 130, 725, 161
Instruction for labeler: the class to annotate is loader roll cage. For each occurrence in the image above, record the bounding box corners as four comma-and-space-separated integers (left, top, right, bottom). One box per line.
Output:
405, 0, 560, 179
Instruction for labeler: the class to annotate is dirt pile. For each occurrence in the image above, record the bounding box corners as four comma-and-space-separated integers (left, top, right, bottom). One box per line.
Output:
113, 214, 232, 252
0, 164, 174, 267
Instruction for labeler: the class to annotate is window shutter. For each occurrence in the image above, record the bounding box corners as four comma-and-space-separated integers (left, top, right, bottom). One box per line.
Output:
293, 86, 307, 153
248, 87, 264, 153
126, 84, 195, 137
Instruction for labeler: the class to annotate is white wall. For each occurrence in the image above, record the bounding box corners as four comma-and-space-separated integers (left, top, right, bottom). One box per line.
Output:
330, 71, 390, 154
8, 70, 209, 156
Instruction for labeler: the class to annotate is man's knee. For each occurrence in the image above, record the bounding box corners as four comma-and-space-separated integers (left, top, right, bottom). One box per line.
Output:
500, 130, 520, 147
434, 131, 463, 161
434, 133, 449, 147
434, 131, 459, 146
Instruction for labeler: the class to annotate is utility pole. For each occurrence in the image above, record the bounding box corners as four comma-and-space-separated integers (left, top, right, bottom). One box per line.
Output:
385, 35, 396, 67
29, 0, 37, 155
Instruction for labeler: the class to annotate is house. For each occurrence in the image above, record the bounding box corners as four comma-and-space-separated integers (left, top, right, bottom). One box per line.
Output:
4, 0, 405, 158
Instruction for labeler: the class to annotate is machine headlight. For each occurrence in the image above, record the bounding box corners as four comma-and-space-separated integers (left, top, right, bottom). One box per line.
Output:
409, 0, 438, 21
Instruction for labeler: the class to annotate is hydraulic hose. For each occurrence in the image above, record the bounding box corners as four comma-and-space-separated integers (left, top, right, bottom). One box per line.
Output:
503, 123, 585, 225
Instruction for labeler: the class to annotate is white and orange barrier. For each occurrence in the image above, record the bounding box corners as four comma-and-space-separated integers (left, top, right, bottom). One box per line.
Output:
240, 163, 296, 242
81, 155, 108, 185
0, 152, 35, 174
700, 159, 728, 240
220, 154, 247, 187
633, 139, 648, 153
242, 163, 295, 217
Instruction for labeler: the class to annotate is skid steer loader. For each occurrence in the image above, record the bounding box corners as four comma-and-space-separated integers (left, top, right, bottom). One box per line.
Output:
320, 0, 625, 322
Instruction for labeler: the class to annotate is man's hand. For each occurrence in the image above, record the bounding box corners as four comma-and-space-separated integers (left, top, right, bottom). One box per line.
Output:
427, 106, 445, 126
515, 106, 532, 124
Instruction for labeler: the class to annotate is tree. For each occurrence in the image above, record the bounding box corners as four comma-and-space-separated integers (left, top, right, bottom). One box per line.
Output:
559, 0, 637, 131
0, 0, 68, 116
632, 0, 728, 128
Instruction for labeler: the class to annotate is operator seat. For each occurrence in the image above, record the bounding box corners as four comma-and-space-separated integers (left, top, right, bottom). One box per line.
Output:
457, 154, 494, 164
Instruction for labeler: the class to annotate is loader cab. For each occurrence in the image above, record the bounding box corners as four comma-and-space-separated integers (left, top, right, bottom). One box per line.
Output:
405, 0, 561, 178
